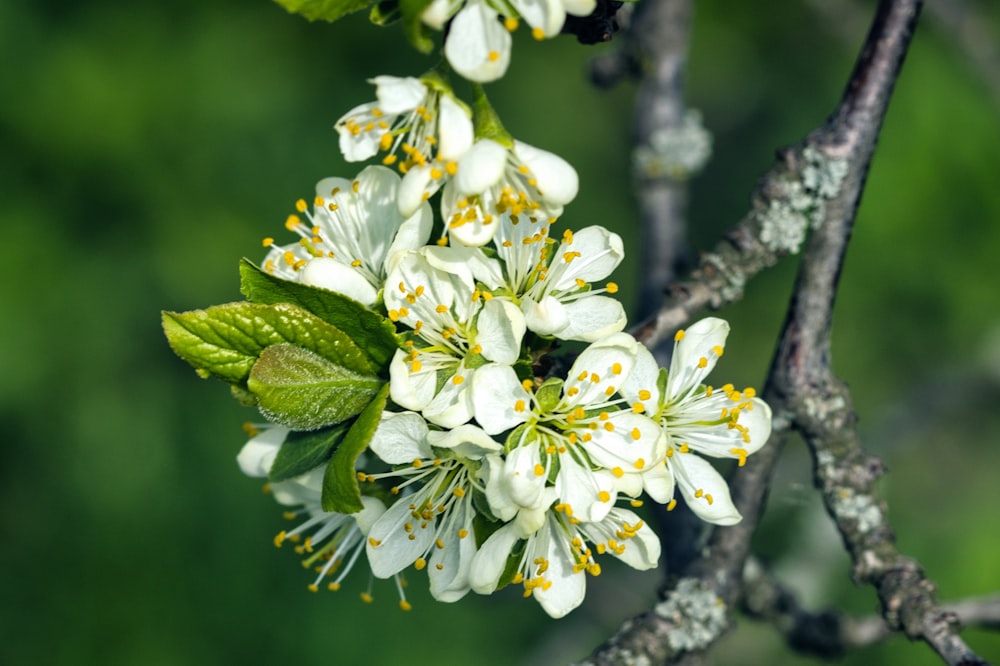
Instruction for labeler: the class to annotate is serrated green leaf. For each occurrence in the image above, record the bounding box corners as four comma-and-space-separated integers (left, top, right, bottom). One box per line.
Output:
162, 301, 375, 385
323, 383, 389, 513
248, 344, 384, 430
369, 0, 400, 25
269, 422, 352, 482
240, 259, 399, 371
274, 0, 376, 22
535, 377, 563, 413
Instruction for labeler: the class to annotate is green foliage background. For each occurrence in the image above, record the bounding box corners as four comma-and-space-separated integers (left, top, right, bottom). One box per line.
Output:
2, 0, 998, 663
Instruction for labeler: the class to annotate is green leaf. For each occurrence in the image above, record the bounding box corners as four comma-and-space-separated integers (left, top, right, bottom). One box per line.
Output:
323, 383, 390, 513
273, 0, 377, 22
399, 0, 436, 54
269, 422, 352, 482
162, 301, 376, 385
248, 344, 384, 430
535, 377, 563, 413
240, 259, 399, 371
369, 0, 400, 25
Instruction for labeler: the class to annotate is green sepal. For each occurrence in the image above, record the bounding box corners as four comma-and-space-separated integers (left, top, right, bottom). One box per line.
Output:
269, 422, 352, 482
369, 0, 400, 25
399, 0, 436, 54
230, 383, 258, 407
248, 344, 384, 430
471, 84, 513, 147
273, 0, 377, 22
504, 422, 533, 454
657, 367, 668, 404
240, 259, 400, 371
322, 383, 390, 513
494, 538, 527, 591
162, 301, 376, 385
471, 485, 498, 524
535, 377, 563, 413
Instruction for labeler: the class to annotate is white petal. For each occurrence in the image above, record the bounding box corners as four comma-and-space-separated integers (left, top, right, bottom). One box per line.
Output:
389, 349, 436, 412
641, 462, 676, 504
444, 4, 512, 83
354, 496, 388, 535
372, 75, 427, 114
299, 257, 379, 306
584, 412, 664, 472
601, 509, 661, 570
509, 0, 565, 36
551, 226, 624, 288
366, 494, 436, 577
421, 0, 458, 29
620, 342, 662, 413
336, 102, 383, 161
423, 369, 475, 428
555, 454, 612, 522
427, 423, 502, 458
236, 427, 289, 477
563, 0, 597, 17
533, 523, 586, 618
484, 454, 519, 521
385, 201, 433, 269
504, 443, 548, 510
368, 411, 432, 464
437, 94, 474, 161
397, 164, 442, 218
556, 295, 627, 342
667, 317, 730, 399
563, 333, 639, 406
513, 140, 578, 205
670, 454, 742, 525
476, 298, 526, 364
429, 505, 477, 602
455, 139, 508, 195
470, 522, 521, 594
471, 363, 531, 435
522, 294, 570, 337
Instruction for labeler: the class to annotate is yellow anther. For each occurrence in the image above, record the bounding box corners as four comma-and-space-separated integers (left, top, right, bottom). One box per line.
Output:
744, 387, 757, 398
399, 600, 412, 611
633, 458, 645, 469
328, 582, 341, 591
632, 402, 645, 414
410, 360, 422, 373
452, 375, 464, 385
611, 362, 622, 375
285, 214, 301, 231
590, 372, 600, 383
436, 538, 445, 549
514, 399, 526, 413
308, 583, 319, 592
698, 357, 708, 369
712, 345, 724, 357
274, 531, 287, 548
730, 448, 748, 466
488, 50, 500, 62
630, 427, 641, 440
533, 463, 545, 477
453, 487, 466, 498
694, 488, 704, 498
606, 282, 619, 294
430, 167, 443, 180
360, 592, 374, 604
604, 422, 615, 432
612, 466, 624, 478
705, 494, 714, 505
504, 16, 519, 31
435, 304, 448, 313
531, 26, 545, 40
605, 385, 616, 397
368, 537, 381, 547
598, 490, 611, 502
382, 154, 397, 166
522, 379, 534, 392
575, 278, 587, 288
667, 499, 677, 511
415, 557, 427, 570
458, 528, 469, 539
679, 443, 690, 453
674, 329, 686, 342
262, 237, 274, 248
470, 344, 483, 355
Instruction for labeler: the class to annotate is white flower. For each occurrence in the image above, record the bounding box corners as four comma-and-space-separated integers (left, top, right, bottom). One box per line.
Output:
363, 412, 502, 602
261, 165, 432, 306
472, 333, 665, 522
236, 426, 413, 608
620, 318, 773, 525
491, 222, 626, 341
336, 75, 473, 166
431, 0, 599, 83
470, 490, 660, 618
385, 246, 526, 428
439, 138, 579, 246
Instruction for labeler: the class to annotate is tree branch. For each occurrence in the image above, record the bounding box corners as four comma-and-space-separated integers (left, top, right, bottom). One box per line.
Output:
580, 0, 940, 663
742, 556, 1000, 656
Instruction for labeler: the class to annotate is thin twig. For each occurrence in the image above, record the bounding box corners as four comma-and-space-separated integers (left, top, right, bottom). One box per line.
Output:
742, 556, 1000, 655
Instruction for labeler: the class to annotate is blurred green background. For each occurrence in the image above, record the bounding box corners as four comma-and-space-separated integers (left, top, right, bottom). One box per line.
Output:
2, 0, 999, 663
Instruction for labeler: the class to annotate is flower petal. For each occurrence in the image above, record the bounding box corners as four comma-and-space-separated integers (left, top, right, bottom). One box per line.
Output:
428, 502, 477, 602
551, 226, 623, 288
620, 342, 662, 414
237, 426, 289, 477
556, 295, 627, 342
471, 363, 531, 435
532, 522, 586, 618
444, 3, 512, 83
389, 349, 436, 412
372, 75, 427, 114
454, 139, 508, 195
427, 424, 502, 458
670, 453, 742, 525
563, 332, 639, 406
368, 411, 432, 464
522, 294, 570, 337
667, 317, 730, 399
437, 94, 474, 161
299, 257, 379, 306
366, 493, 437, 578
513, 140, 578, 205
476, 298, 526, 364
470, 522, 520, 594
335, 102, 383, 161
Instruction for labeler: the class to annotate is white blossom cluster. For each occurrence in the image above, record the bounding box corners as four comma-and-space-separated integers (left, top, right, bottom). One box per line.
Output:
240, 75, 772, 617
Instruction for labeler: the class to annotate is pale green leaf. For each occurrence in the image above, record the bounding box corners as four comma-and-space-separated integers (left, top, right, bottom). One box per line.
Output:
269, 422, 352, 482
274, 0, 376, 23
322, 383, 390, 513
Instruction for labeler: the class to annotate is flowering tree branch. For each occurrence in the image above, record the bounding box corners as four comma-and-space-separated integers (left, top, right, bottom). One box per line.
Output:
742, 556, 1000, 656
577, 0, 995, 663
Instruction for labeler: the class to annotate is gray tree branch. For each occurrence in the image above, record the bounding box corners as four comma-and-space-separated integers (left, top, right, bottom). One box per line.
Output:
577, 0, 978, 663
